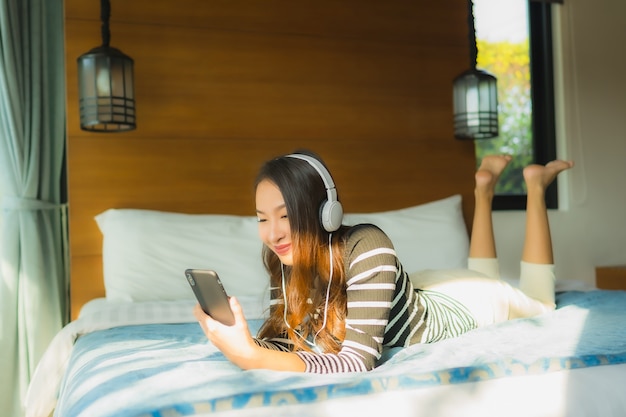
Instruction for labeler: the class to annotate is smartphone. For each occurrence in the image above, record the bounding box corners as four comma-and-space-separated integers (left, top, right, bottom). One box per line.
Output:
185, 269, 235, 326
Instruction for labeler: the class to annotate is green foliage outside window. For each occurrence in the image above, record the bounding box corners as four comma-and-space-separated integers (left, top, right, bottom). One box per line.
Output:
475, 39, 533, 195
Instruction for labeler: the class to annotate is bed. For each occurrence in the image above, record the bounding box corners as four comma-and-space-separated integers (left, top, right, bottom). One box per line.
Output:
25, 194, 626, 417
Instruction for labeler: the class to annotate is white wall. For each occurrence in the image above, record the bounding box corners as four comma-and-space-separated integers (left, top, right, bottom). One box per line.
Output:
493, 0, 626, 286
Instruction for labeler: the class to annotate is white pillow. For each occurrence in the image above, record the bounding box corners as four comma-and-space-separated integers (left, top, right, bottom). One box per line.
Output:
95, 209, 268, 302
343, 194, 469, 274
96, 194, 469, 303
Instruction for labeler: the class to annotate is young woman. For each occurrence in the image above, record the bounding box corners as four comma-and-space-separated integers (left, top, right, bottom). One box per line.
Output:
194, 150, 574, 374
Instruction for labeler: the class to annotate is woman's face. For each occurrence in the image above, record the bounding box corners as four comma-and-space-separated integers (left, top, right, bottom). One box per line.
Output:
256, 179, 293, 265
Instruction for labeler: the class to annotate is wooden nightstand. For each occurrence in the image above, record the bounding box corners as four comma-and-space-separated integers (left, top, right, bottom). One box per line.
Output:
595, 265, 626, 290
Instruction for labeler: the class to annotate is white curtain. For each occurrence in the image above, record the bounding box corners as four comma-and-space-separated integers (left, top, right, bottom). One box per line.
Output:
0, 1, 68, 416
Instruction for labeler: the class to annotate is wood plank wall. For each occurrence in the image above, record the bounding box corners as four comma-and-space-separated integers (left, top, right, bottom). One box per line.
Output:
64, 0, 477, 319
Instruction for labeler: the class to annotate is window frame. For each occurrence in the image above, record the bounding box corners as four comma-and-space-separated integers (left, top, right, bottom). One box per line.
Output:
492, 1, 558, 210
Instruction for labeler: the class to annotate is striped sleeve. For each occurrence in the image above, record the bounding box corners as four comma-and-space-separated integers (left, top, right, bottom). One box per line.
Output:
253, 337, 293, 352
296, 224, 400, 373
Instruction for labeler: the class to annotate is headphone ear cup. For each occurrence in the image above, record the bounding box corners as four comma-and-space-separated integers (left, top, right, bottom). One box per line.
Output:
320, 200, 344, 232
285, 153, 343, 232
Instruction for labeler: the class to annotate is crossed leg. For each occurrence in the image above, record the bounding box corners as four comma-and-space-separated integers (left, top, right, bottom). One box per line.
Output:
468, 156, 574, 319
413, 156, 575, 325
469, 156, 574, 266
521, 160, 574, 265
469, 154, 513, 260
515, 160, 574, 310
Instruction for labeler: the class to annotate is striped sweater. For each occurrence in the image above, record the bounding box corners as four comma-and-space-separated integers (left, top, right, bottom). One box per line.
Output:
254, 224, 476, 373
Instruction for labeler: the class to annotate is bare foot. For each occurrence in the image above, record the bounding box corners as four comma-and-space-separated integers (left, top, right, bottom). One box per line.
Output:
475, 155, 513, 194
523, 160, 574, 191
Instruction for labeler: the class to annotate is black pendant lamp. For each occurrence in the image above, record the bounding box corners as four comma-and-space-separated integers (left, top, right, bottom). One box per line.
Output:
453, 0, 498, 140
77, 0, 136, 132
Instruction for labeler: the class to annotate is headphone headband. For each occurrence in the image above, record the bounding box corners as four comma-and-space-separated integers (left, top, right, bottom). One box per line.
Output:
286, 154, 343, 232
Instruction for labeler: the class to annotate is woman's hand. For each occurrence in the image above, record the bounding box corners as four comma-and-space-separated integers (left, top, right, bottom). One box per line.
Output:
193, 297, 258, 368
194, 297, 306, 372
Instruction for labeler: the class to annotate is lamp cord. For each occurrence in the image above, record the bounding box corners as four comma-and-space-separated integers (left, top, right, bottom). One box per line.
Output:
467, 0, 477, 70
100, 0, 111, 47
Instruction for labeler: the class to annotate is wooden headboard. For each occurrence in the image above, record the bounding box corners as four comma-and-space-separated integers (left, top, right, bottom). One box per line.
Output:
64, 0, 476, 319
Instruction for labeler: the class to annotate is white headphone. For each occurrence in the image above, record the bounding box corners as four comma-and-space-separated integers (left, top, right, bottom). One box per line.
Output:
286, 153, 344, 232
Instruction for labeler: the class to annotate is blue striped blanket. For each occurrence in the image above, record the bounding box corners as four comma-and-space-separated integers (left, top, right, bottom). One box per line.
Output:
40, 290, 626, 417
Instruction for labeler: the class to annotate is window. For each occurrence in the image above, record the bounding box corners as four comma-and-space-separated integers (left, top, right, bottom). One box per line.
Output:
473, 0, 557, 209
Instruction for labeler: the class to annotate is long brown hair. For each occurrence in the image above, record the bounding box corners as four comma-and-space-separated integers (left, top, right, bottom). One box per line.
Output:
256, 150, 349, 353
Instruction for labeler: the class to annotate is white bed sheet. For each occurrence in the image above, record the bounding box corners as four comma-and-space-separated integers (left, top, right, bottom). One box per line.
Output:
25, 285, 626, 417
198, 364, 626, 417
24, 296, 267, 417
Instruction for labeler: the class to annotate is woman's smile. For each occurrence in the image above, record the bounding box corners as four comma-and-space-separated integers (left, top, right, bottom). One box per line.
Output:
273, 243, 291, 256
